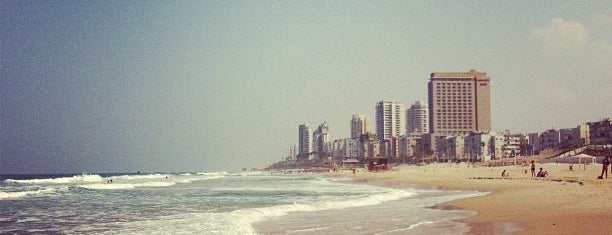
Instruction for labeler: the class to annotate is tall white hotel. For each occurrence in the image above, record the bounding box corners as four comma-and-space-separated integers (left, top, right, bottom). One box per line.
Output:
298, 124, 311, 158
407, 101, 429, 134
375, 101, 405, 140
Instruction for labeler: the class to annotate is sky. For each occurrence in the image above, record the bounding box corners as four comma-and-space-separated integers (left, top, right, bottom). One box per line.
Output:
1, 1, 611, 174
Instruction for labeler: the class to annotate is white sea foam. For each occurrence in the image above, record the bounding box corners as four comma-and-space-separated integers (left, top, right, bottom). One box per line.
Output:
225, 188, 416, 234
79, 181, 176, 190
0, 187, 58, 200
371, 221, 435, 235
4, 174, 104, 185
196, 171, 228, 176
108, 174, 167, 181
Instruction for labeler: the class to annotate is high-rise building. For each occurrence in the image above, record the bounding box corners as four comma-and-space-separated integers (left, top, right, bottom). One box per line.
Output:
312, 122, 330, 159
407, 101, 429, 135
351, 115, 368, 139
428, 69, 491, 135
298, 124, 311, 159
375, 101, 405, 140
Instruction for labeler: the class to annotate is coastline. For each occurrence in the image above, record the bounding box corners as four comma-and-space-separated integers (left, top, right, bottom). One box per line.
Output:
329, 162, 612, 234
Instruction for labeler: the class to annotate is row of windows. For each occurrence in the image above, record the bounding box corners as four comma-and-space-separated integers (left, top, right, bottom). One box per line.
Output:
437, 124, 474, 129
437, 115, 472, 122
436, 107, 473, 111
436, 94, 472, 98
437, 100, 472, 104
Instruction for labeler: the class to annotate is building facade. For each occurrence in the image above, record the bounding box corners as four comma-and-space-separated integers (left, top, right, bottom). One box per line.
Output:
587, 118, 611, 145
428, 69, 491, 135
375, 101, 405, 140
559, 125, 589, 149
298, 124, 312, 160
350, 114, 369, 139
312, 122, 330, 160
539, 129, 560, 151
406, 101, 429, 135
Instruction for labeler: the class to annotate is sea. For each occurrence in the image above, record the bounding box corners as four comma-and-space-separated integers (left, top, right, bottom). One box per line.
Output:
0, 171, 487, 234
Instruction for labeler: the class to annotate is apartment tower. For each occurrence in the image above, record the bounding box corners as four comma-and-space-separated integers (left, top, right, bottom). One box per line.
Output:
375, 101, 405, 140
312, 122, 330, 158
407, 101, 429, 134
350, 115, 368, 139
428, 69, 491, 135
298, 124, 312, 158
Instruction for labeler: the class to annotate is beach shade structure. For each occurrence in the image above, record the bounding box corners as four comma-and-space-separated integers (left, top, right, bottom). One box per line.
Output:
565, 153, 597, 170
342, 158, 361, 169
368, 157, 389, 172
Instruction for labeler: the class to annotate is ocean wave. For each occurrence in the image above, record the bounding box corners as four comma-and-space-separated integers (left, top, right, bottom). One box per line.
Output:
226, 188, 416, 234
174, 175, 225, 184
0, 187, 58, 200
4, 174, 104, 185
79, 181, 176, 190
108, 174, 168, 181
196, 171, 227, 176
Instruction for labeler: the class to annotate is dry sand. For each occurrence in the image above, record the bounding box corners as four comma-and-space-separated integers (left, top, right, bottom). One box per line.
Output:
332, 162, 612, 234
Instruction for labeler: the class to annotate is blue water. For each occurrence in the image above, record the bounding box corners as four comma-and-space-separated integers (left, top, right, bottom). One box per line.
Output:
0, 172, 485, 234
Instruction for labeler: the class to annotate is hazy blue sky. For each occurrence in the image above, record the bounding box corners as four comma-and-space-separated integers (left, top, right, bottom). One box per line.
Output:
2, 1, 611, 174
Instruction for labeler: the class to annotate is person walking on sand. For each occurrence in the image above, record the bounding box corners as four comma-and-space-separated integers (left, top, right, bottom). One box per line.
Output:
531, 160, 536, 178
600, 156, 610, 179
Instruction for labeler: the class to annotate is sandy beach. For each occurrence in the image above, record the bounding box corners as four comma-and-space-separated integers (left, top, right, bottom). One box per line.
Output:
331, 162, 612, 234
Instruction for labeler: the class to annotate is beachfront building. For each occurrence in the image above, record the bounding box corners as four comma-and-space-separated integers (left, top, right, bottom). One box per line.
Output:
312, 122, 330, 160
376, 101, 405, 159
428, 69, 491, 136
358, 133, 380, 161
436, 135, 468, 162
398, 134, 420, 163
539, 129, 560, 151
491, 132, 504, 160
416, 133, 443, 162
327, 139, 345, 161
501, 133, 526, 158
528, 133, 540, 155
559, 125, 589, 150
375, 101, 405, 140
351, 115, 369, 139
449, 135, 466, 161
345, 138, 360, 159
298, 124, 312, 161
406, 101, 429, 135
464, 132, 493, 162
588, 118, 612, 145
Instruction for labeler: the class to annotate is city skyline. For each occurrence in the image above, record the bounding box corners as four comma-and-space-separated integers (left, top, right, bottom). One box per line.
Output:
2, 1, 611, 173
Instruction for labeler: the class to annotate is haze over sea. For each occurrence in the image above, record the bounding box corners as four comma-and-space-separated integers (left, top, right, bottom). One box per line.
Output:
1, 172, 485, 234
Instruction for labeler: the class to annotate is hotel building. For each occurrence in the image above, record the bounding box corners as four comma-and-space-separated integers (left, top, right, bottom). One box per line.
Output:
428, 69, 491, 135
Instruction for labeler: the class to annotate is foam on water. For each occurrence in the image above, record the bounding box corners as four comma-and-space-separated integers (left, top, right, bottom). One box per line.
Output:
4, 174, 104, 184
98, 190, 416, 235
1, 172, 487, 235
0, 187, 58, 200
79, 181, 176, 190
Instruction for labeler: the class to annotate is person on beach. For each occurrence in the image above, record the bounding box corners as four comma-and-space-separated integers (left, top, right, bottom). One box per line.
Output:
537, 167, 548, 177
501, 170, 509, 178
531, 160, 536, 177
599, 156, 610, 179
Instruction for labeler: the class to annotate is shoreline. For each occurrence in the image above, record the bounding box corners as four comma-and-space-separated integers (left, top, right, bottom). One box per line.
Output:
328, 162, 612, 234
